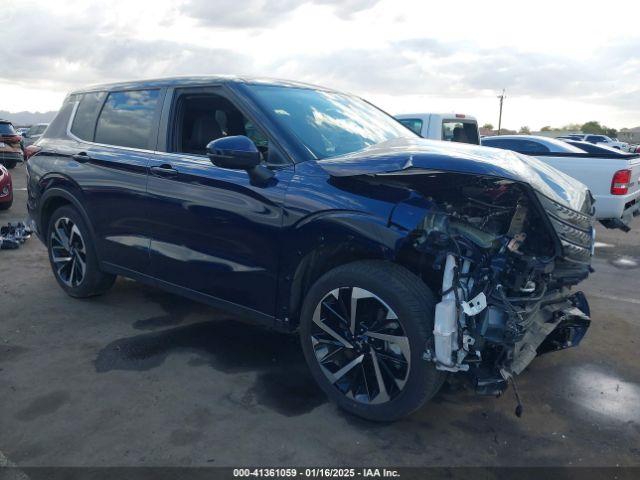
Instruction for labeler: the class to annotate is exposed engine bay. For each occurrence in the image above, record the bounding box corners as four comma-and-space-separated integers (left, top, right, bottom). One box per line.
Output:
370, 171, 595, 408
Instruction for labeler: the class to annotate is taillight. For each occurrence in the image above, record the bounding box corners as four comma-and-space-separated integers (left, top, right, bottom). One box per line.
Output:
24, 145, 41, 161
611, 169, 631, 195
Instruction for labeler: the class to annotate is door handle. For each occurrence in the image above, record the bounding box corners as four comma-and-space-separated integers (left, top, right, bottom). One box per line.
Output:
150, 164, 178, 177
72, 152, 91, 163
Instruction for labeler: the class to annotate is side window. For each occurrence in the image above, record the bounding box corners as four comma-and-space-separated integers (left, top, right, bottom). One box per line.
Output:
71, 91, 106, 141
398, 118, 422, 135
483, 138, 509, 148
173, 92, 287, 165
95, 90, 161, 149
245, 120, 269, 149
517, 140, 549, 153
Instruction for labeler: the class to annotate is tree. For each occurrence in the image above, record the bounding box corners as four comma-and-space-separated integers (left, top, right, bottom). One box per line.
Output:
519, 126, 531, 134
482, 123, 494, 130
605, 127, 618, 138
540, 126, 552, 131
581, 121, 605, 134
562, 123, 583, 132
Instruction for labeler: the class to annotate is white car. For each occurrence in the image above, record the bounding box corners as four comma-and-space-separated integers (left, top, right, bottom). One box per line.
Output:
582, 134, 629, 151
482, 135, 640, 230
395, 113, 480, 145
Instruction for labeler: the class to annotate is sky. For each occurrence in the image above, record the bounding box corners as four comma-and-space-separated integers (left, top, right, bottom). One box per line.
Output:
1, 0, 639, 130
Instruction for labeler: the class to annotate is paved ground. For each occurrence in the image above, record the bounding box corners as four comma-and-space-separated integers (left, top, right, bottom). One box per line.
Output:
1, 164, 639, 467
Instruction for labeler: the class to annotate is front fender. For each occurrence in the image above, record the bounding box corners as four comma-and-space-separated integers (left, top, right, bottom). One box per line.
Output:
276, 209, 407, 328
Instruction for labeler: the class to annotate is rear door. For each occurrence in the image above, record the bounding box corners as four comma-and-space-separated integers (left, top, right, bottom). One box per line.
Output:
69, 88, 165, 274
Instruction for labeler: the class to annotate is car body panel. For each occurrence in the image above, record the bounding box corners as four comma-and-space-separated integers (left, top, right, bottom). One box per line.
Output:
146, 151, 294, 317
0, 164, 12, 206
319, 137, 589, 212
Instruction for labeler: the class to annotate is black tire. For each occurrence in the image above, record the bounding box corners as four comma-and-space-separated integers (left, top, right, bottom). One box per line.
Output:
3, 160, 18, 169
300, 260, 446, 421
0, 198, 12, 210
47, 205, 116, 297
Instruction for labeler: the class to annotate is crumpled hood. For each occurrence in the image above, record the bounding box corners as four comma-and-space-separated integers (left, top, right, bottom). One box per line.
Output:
317, 137, 590, 212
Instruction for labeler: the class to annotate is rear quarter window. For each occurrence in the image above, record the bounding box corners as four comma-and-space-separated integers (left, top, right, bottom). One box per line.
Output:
94, 89, 161, 149
71, 92, 107, 141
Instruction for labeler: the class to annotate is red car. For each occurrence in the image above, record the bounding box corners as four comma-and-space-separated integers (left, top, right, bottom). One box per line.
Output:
0, 164, 13, 210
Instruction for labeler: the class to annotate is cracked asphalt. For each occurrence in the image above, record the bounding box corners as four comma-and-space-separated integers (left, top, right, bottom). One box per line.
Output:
1, 164, 639, 467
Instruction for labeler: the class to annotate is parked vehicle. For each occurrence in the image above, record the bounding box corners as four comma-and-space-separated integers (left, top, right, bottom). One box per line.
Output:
556, 134, 585, 141
482, 135, 640, 231
582, 134, 628, 151
0, 164, 13, 210
22, 123, 49, 147
395, 113, 480, 145
0, 120, 23, 169
563, 140, 637, 157
28, 77, 594, 421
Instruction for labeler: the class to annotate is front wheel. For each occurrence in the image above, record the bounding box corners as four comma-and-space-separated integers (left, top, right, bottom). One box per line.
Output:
47, 205, 116, 297
299, 260, 446, 421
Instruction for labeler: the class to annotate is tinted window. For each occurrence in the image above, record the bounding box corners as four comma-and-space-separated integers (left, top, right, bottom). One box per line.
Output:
483, 138, 550, 153
587, 135, 606, 142
482, 138, 517, 149
517, 140, 549, 153
0, 122, 16, 135
398, 118, 423, 135
95, 90, 161, 149
247, 85, 417, 159
71, 92, 106, 141
567, 141, 627, 155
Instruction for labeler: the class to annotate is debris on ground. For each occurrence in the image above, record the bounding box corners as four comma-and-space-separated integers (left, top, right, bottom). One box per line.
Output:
0, 222, 32, 250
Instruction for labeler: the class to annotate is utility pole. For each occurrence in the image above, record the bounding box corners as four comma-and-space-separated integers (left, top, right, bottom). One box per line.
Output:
497, 89, 505, 135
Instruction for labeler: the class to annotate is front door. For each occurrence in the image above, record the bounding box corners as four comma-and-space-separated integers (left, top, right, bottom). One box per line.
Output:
146, 88, 293, 318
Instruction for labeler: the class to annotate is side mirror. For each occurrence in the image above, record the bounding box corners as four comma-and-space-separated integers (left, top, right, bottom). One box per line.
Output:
206, 135, 261, 170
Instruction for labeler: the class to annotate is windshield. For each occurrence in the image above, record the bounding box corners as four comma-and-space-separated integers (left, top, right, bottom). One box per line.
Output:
246, 85, 417, 159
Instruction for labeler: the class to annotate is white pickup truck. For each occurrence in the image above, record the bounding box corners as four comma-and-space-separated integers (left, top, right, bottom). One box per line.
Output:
395, 113, 480, 145
482, 135, 640, 230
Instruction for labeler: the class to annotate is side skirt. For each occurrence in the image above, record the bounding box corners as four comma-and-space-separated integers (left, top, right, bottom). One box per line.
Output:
100, 261, 286, 332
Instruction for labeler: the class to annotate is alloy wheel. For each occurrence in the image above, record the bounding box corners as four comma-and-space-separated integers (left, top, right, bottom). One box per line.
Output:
311, 287, 411, 404
50, 217, 87, 287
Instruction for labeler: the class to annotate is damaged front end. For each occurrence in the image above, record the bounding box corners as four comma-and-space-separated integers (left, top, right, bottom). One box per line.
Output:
386, 171, 595, 398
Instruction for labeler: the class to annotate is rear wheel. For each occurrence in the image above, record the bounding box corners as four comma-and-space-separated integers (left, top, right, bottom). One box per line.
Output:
47, 205, 116, 297
0, 198, 12, 210
300, 260, 445, 421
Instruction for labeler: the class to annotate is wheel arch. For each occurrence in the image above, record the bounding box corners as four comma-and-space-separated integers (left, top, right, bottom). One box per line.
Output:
279, 210, 405, 328
39, 185, 97, 253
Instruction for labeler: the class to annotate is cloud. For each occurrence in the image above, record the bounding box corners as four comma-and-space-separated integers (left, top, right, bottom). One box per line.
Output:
1, 0, 638, 124
180, 0, 381, 28
0, 10, 254, 91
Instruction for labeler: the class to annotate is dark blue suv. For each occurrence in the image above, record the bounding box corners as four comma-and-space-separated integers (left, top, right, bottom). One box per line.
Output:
27, 77, 595, 420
